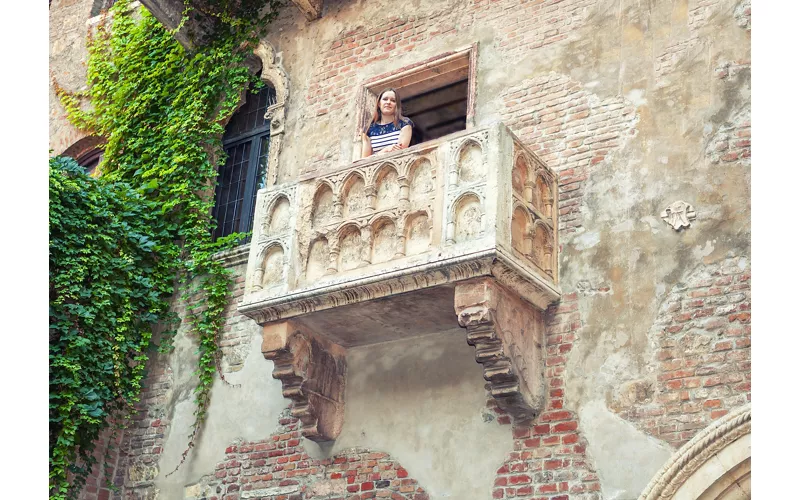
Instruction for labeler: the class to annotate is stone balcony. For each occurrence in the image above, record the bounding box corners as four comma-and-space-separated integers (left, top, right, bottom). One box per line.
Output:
240, 122, 562, 441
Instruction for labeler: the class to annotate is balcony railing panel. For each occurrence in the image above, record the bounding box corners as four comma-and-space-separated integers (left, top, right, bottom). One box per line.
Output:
240, 122, 560, 326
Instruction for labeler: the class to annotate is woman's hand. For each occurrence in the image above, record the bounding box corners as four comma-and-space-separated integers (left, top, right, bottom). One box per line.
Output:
379, 143, 406, 154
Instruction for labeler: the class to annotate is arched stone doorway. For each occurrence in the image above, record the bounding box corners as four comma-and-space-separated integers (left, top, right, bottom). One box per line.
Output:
639, 403, 751, 500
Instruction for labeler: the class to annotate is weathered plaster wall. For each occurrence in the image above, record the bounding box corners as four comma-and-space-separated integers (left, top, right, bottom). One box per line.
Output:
49, 0, 95, 154
314, 331, 513, 499
153, 328, 286, 500
51, 0, 751, 499
259, 2, 750, 497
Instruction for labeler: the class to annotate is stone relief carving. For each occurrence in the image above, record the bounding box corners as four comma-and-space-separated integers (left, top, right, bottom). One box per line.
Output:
306, 238, 329, 282
535, 171, 554, 219
312, 183, 335, 228
661, 200, 697, 231
405, 212, 431, 256
375, 166, 400, 211
453, 194, 484, 243
242, 123, 561, 322
266, 196, 291, 235
261, 245, 285, 286
457, 141, 484, 184
342, 175, 368, 218
511, 206, 531, 254
249, 186, 296, 294
338, 226, 363, 271
371, 219, 397, 264
409, 158, 435, 209
512, 155, 529, 197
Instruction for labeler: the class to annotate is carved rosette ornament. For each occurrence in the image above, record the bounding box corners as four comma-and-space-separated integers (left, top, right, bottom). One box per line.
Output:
661, 200, 697, 231
262, 322, 346, 442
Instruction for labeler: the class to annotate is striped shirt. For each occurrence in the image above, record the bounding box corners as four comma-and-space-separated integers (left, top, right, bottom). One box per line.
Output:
367, 118, 414, 151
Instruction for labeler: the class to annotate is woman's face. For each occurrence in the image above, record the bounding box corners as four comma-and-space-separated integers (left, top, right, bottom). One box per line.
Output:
379, 91, 397, 117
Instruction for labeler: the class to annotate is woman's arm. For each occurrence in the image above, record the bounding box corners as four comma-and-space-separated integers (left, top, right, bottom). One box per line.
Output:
397, 124, 412, 148
379, 124, 413, 153
361, 133, 373, 159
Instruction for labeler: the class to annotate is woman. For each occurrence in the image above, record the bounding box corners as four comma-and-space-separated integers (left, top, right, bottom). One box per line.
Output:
361, 88, 414, 158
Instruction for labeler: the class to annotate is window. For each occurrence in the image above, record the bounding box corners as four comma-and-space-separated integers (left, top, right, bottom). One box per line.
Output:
212, 82, 276, 241
356, 45, 477, 156
76, 148, 103, 176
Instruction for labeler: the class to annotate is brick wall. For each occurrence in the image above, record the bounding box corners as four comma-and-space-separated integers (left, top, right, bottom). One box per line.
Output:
184, 410, 429, 500
487, 293, 602, 500
499, 75, 638, 234
612, 256, 751, 449
301, 0, 595, 172
705, 106, 751, 165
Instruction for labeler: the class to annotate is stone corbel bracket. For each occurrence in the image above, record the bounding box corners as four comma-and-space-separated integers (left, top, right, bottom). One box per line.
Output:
262, 321, 346, 442
455, 278, 545, 424
290, 0, 323, 20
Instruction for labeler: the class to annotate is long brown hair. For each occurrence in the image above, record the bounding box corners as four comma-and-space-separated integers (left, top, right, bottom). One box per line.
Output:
369, 88, 406, 130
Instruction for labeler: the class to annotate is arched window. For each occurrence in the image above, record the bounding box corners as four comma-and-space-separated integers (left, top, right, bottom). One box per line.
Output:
76, 148, 103, 176
212, 82, 276, 241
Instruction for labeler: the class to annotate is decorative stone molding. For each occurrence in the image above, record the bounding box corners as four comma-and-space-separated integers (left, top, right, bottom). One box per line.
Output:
454, 279, 545, 424
262, 321, 346, 442
661, 200, 696, 231
290, 0, 323, 20
253, 42, 289, 189
639, 403, 751, 500
240, 123, 561, 327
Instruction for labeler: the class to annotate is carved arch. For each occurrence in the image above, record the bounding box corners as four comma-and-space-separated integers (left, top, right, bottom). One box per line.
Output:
511, 203, 533, 255
453, 138, 485, 185
263, 194, 292, 236
531, 220, 554, 274
340, 171, 368, 218
449, 192, 484, 244
336, 223, 364, 271
252, 241, 286, 290
253, 42, 289, 111
512, 151, 533, 201
404, 210, 433, 256
370, 216, 397, 264
305, 236, 330, 282
373, 163, 401, 211
313, 179, 337, 199
450, 190, 484, 219
405, 155, 435, 179
369, 161, 400, 185
533, 169, 556, 218
639, 404, 751, 500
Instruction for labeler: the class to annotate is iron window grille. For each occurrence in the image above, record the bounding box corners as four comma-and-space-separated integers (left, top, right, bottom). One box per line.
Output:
212, 83, 276, 242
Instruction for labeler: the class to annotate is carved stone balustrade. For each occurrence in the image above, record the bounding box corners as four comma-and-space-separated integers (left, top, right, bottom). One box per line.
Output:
240, 122, 561, 441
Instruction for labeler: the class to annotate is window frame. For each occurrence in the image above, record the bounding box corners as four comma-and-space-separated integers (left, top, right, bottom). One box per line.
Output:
352, 44, 478, 162
212, 85, 275, 242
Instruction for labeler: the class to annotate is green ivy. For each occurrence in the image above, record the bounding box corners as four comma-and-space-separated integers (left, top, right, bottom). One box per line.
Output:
50, 0, 283, 497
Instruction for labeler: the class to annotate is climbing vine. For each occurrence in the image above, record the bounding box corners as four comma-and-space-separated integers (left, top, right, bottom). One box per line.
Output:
49, 0, 284, 498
